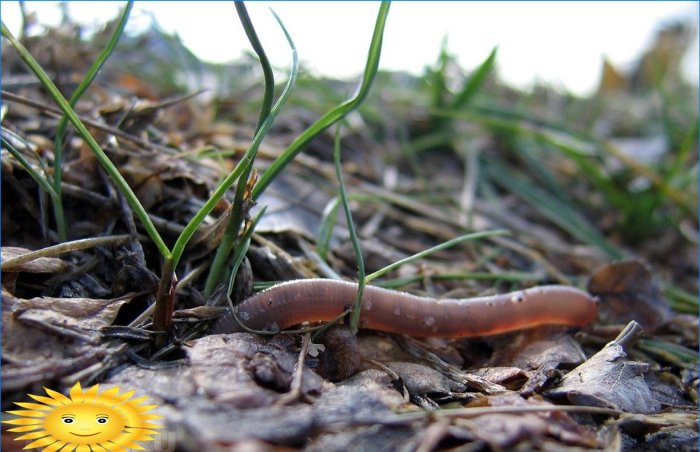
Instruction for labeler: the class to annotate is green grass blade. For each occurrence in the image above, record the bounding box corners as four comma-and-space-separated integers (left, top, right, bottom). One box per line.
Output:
1, 21, 171, 259
427, 38, 450, 111
365, 229, 510, 283
316, 196, 341, 260
203, 5, 283, 295
1, 135, 58, 197
235, 2, 274, 132
251, 1, 391, 201
225, 205, 267, 301
450, 46, 498, 110
637, 338, 698, 368
663, 284, 699, 314
51, 1, 133, 241
332, 124, 366, 332
483, 159, 623, 259
180, 9, 298, 278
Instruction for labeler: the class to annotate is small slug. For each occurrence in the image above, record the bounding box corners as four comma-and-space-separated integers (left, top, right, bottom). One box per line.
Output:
219, 279, 597, 338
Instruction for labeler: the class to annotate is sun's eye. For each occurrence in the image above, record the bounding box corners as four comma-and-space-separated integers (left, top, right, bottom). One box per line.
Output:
96, 416, 109, 424
62, 418, 74, 424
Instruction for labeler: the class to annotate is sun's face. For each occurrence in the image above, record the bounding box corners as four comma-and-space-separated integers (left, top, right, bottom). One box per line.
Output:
3, 382, 162, 451
43, 403, 126, 445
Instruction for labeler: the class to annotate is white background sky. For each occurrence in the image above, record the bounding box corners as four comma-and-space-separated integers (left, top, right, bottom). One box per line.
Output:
2, 2, 698, 96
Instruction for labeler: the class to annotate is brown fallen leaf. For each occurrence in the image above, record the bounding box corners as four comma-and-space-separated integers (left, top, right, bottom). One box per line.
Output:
547, 323, 659, 413
588, 260, 673, 332
2, 290, 134, 393
459, 393, 598, 448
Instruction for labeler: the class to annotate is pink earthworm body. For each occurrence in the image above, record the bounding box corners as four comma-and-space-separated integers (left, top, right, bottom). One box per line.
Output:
228, 279, 598, 338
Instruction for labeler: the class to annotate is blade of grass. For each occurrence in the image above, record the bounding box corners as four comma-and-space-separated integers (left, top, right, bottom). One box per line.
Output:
225, 205, 267, 303
434, 106, 696, 215
203, 5, 280, 296
235, 2, 274, 132
427, 37, 450, 112
51, 1, 133, 241
1, 22, 170, 258
1, 135, 57, 197
316, 196, 341, 260
449, 47, 498, 111
663, 283, 699, 314
666, 121, 698, 185
374, 270, 544, 290
365, 229, 510, 283
250, 1, 391, 201
203, 8, 298, 295
482, 159, 623, 259
637, 338, 699, 368
332, 124, 366, 332
428, 46, 497, 132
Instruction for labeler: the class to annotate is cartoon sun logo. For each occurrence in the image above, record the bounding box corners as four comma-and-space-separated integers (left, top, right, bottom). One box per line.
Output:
3, 382, 162, 451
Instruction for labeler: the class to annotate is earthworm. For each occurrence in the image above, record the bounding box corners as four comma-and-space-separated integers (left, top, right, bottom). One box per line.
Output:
218, 279, 597, 338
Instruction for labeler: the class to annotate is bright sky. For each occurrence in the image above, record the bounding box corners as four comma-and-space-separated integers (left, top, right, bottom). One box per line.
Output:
2, 2, 698, 96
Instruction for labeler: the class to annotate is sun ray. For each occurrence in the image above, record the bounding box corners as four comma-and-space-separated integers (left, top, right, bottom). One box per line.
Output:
3, 417, 43, 426
14, 402, 54, 411
25, 436, 59, 449
5, 424, 42, 433
27, 394, 64, 407
14, 431, 51, 441
6, 409, 48, 418
44, 441, 67, 452
42, 387, 72, 404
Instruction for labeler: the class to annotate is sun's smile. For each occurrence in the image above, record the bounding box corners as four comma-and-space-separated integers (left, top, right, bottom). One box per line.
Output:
3, 382, 162, 450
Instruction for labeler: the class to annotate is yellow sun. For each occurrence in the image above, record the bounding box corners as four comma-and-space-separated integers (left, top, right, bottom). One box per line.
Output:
3, 381, 162, 451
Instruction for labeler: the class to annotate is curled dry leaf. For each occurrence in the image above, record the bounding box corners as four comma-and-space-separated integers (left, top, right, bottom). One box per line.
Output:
14, 294, 134, 331
548, 341, 658, 413
385, 362, 467, 402
588, 260, 673, 331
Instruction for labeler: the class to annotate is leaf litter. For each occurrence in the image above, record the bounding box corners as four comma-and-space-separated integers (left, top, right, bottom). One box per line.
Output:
1, 9, 698, 451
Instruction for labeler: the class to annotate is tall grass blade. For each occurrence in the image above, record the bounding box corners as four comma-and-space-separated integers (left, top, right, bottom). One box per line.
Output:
332, 124, 366, 332
235, 2, 275, 132
197, 9, 298, 294
365, 230, 510, 283
51, 1, 133, 241
483, 159, 623, 259
450, 47, 497, 111
251, 2, 391, 201
316, 197, 341, 260
203, 5, 282, 296
225, 206, 268, 302
1, 134, 57, 197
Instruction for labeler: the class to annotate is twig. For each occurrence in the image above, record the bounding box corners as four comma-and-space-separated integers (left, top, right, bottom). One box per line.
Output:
2, 234, 130, 270
274, 332, 313, 406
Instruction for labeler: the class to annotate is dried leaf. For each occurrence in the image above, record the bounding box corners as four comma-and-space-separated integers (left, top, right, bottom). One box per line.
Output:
548, 342, 658, 413
2, 291, 128, 393
186, 334, 323, 408
588, 260, 673, 331
459, 393, 598, 448
15, 294, 134, 329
